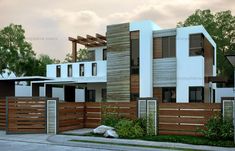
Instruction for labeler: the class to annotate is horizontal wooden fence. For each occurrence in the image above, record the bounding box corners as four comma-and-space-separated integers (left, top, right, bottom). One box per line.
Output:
158, 103, 221, 136
0, 98, 5, 130
58, 101, 137, 132
7, 97, 47, 134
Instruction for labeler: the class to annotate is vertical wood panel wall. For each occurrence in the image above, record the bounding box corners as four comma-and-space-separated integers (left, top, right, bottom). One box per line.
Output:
106, 23, 130, 102
204, 37, 213, 102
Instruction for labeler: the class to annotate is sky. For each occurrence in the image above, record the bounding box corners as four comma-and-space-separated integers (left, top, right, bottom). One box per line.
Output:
0, 0, 235, 61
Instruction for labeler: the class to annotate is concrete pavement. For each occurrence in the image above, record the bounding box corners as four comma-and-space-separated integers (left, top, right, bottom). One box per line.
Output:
1, 131, 235, 151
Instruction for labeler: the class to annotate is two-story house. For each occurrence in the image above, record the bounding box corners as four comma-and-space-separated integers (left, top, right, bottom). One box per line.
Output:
30, 20, 216, 103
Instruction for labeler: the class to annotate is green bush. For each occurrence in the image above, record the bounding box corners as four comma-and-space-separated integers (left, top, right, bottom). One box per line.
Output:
201, 114, 234, 140
101, 114, 120, 127
115, 119, 144, 138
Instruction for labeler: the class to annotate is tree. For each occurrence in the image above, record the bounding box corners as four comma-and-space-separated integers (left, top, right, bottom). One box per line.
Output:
177, 9, 235, 86
0, 24, 36, 76
64, 48, 88, 63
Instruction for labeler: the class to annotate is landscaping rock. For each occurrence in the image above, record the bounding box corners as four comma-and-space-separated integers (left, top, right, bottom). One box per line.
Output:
104, 129, 119, 138
93, 125, 114, 134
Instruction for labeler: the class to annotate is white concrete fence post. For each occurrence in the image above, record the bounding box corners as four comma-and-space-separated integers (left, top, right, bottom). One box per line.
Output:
47, 99, 58, 134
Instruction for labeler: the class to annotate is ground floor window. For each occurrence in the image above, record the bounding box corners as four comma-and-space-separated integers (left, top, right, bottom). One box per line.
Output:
101, 88, 107, 101
162, 87, 176, 103
189, 87, 204, 103
86, 90, 96, 102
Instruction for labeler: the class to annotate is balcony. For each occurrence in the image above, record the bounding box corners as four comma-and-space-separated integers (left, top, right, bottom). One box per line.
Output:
46, 61, 107, 83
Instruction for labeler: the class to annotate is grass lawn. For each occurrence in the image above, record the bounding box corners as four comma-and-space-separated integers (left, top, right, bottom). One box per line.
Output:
65, 133, 235, 147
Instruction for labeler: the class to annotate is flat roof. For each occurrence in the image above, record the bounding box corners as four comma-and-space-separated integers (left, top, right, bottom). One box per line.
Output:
0, 76, 51, 81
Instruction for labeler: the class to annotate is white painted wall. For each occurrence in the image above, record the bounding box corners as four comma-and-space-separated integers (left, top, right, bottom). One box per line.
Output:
216, 88, 234, 103
46, 61, 107, 83
75, 89, 85, 102
176, 26, 216, 102
130, 20, 161, 98
15, 85, 32, 96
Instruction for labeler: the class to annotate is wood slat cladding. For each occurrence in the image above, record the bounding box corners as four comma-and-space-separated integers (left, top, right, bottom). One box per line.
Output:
131, 75, 139, 93
153, 87, 162, 103
153, 38, 162, 58
153, 58, 176, 87
106, 23, 130, 102
204, 37, 214, 102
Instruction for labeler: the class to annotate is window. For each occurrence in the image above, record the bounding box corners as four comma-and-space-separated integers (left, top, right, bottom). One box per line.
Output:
162, 87, 176, 103
103, 49, 107, 60
162, 36, 176, 58
67, 64, 72, 77
88, 50, 95, 61
130, 31, 139, 74
189, 87, 204, 102
189, 34, 204, 56
86, 90, 96, 102
101, 89, 107, 101
56, 65, 61, 77
79, 64, 84, 76
92, 63, 97, 76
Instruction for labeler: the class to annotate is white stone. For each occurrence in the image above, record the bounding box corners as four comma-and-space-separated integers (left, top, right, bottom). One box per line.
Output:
93, 125, 114, 134
104, 129, 119, 138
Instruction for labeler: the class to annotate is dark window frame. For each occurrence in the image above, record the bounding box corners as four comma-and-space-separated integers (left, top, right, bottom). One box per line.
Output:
86, 89, 96, 102
101, 88, 107, 101
79, 64, 84, 76
56, 65, 61, 77
189, 34, 204, 56
189, 87, 204, 103
67, 64, 72, 77
130, 31, 140, 75
103, 49, 107, 60
162, 87, 176, 103
92, 63, 97, 76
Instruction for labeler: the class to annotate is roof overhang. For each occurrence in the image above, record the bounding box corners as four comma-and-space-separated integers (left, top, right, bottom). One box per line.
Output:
0, 76, 51, 81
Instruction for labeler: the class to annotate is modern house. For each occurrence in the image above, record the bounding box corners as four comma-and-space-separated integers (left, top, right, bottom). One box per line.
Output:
0, 20, 217, 103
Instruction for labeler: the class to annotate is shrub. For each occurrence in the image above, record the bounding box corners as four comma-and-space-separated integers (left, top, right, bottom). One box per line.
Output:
101, 114, 120, 127
115, 119, 144, 138
201, 114, 234, 140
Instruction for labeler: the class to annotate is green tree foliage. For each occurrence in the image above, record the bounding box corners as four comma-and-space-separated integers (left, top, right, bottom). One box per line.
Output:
64, 48, 88, 62
0, 24, 58, 77
178, 9, 235, 86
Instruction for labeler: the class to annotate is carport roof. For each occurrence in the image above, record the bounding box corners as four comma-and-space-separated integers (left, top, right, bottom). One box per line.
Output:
0, 76, 51, 81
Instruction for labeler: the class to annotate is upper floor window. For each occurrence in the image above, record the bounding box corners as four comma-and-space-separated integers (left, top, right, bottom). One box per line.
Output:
130, 31, 139, 67
189, 87, 204, 103
92, 63, 97, 76
103, 49, 107, 60
162, 87, 176, 103
87, 50, 95, 61
79, 64, 84, 76
56, 65, 61, 77
189, 34, 204, 56
162, 36, 176, 58
67, 64, 72, 77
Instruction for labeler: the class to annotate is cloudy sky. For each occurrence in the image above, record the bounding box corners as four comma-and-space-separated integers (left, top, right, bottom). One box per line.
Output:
0, 0, 234, 60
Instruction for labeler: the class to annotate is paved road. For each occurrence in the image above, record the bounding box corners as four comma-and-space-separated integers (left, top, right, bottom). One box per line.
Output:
0, 139, 109, 151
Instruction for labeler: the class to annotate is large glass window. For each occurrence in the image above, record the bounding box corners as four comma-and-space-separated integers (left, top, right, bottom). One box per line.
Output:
68, 64, 72, 77
92, 63, 97, 76
162, 87, 176, 103
189, 87, 204, 102
130, 31, 139, 67
56, 65, 61, 77
189, 34, 204, 56
101, 89, 107, 101
162, 36, 176, 58
103, 49, 107, 60
87, 50, 95, 61
79, 64, 84, 76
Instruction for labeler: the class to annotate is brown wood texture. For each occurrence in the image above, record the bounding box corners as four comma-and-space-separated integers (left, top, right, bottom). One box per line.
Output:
153, 87, 162, 102
106, 23, 131, 102
131, 75, 139, 93
0, 98, 5, 130
204, 37, 214, 102
7, 98, 46, 134
158, 103, 221, 136
153, 37, 162, 59
58, 101, 137, 132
